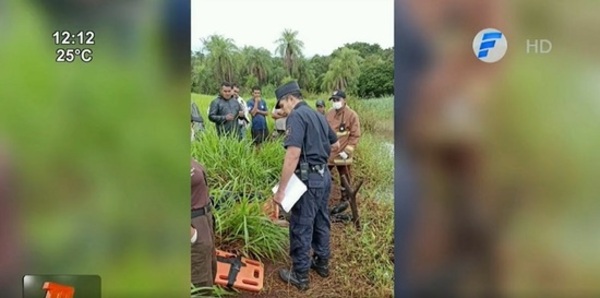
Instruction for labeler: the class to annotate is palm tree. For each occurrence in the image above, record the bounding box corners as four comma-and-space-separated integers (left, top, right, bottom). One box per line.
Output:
322, 47, 363, 93
241, 46, 272, 85
274, 29, 304, 77
296, 58, 316, 92
200, 35, 238, 84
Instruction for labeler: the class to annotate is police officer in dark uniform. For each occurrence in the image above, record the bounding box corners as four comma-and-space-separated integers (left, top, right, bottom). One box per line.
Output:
272, 81, 340, 291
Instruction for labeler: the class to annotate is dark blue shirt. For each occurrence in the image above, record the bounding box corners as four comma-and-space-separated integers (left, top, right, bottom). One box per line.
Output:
284, 101, 337, 165
246, 98, 268, 130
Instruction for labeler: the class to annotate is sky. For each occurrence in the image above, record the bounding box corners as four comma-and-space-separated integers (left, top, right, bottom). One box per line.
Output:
191, 0, 393, 58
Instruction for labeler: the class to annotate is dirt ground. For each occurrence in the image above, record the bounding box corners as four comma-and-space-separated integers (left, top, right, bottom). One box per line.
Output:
237, 187, 361, 298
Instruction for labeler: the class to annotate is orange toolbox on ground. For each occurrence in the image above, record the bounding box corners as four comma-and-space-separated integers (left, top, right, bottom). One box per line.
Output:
214, 249, 264, 292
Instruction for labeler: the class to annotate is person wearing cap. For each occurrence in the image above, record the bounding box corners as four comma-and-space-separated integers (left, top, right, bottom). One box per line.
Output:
315, 99, 326, 115
191, 123, 217, 291
272, 81, 340, 291
191, 101, 205, 137
208, 82, 244, 138
325, 90, 362, 215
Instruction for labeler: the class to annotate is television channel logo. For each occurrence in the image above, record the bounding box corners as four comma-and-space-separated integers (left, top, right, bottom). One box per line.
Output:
23, 275, 101, 298
472, 28, 508, 63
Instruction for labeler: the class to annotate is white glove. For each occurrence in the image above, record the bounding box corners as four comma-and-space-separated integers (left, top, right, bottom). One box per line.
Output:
191, 227, 197, 243
339, 151, 349, 160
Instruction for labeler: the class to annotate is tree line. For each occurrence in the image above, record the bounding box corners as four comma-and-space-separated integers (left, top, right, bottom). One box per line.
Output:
191, 29, 394, 98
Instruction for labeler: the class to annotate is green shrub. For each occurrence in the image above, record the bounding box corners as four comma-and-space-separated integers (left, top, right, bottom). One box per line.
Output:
192, 128, 289, 261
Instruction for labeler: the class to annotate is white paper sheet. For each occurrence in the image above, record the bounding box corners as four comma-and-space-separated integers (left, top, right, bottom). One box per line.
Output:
271, 174, 307, 213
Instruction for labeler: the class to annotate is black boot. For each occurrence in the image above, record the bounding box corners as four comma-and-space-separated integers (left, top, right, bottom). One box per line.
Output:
331, 213, 352, 223
279, 269, 309, 291
330, 201, 349, 215
331, 186, 349, 214
310, 256, 329, 277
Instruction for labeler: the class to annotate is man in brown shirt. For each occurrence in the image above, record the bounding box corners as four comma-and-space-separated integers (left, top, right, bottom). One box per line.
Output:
191, 152, 217, 289
325, 90, 361, 214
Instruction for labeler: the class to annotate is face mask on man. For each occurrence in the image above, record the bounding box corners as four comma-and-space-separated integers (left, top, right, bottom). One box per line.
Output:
333, 101, 343, 110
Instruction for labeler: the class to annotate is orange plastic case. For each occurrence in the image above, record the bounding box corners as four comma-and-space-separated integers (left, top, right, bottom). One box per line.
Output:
214, 250, 264, 292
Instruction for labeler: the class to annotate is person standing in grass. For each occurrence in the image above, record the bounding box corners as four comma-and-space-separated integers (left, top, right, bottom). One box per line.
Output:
271, 99, 288, 138
325, 90, 362, 215
232, 84, 250, 140
272, 81, 340, 291
208, 82, 243, 139
191, 101, 204, 137
315, 99, 326, 115
191, 124, 217, 291
246, 86, 269, 145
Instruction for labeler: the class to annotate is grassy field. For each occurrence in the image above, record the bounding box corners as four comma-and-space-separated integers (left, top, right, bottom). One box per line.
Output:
191, 93, 394, 297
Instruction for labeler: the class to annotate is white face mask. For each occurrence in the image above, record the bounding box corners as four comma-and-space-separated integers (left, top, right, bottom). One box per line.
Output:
333, 101, 343, 110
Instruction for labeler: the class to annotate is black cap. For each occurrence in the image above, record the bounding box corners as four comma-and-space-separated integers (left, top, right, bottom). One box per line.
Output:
316, 99, 325, 107
275, 81, 301, 105
329, 90, 346, 100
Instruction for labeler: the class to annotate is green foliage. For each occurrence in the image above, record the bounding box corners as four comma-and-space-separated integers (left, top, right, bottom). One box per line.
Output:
3, 2, 190, 296
192, 32, 393, 97
321, 47, 363, 94
357, 56, 394, 98
334, 198, 394, 294
280, 76, 295, 85
192, 128, 289, 261
191, 284, 236, 298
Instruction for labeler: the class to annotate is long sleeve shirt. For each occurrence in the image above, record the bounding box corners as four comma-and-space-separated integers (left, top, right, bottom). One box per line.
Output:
191, 102, 204, 132
208, 96, 241, 136
325, 105, 361, 165
191, 159, 210, 210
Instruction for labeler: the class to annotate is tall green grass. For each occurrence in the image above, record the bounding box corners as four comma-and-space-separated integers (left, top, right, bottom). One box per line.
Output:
192, 128, 289, 261
350, 97, 394, 140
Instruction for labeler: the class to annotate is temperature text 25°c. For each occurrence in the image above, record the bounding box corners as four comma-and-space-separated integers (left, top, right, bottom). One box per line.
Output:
56, 48, 93, 63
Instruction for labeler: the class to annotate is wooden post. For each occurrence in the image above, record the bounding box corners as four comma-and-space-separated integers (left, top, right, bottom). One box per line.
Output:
341, 175, 363, 231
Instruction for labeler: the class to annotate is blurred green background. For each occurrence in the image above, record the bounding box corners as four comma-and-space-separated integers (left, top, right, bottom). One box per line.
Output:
398, 0, 600, 296
0, 0, 189, 296
488, 0, 600, 294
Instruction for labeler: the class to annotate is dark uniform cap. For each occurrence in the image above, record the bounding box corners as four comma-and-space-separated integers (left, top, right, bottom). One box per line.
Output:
316, 99, 325, 107
275, 81, 301, 102
329, 90, 346, 100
